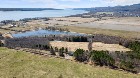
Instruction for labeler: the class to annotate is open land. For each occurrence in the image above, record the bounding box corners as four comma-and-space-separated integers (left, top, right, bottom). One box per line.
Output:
0, 16, 140, 77
50, 41, 131, 52
1, 17, 140, 39
0, 4, 140, 77
0, 47, 139, 78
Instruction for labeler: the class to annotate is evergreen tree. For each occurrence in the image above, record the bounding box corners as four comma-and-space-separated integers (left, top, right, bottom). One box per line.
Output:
73, 49, 87, 62
90, 50, 115, 66
50, 46, 55, 55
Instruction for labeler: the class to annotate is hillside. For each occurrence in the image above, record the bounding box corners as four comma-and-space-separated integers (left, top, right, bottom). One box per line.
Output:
0, 47, 139, 78
74, 3, 140, 12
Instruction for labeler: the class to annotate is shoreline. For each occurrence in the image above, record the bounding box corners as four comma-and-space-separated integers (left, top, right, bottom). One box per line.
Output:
0, 9, 89, 22
0, 16, 140, 40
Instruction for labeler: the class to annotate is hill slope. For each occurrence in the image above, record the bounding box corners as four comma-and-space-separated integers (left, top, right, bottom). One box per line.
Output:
74, 3, 140, 12
0, 47, 139, 78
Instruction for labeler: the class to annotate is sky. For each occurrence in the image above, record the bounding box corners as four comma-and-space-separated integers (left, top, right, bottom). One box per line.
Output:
0, 0, 140, 8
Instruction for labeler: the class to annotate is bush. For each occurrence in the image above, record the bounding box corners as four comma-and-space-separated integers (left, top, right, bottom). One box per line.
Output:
71, 36, 88, 42
65, 48, 68, 53
90, 50, 115, 66
119, 60, 135, 71
0, 42, 4, 47
73, 49, 87, 62
128, 41, 140, 59
58, 47, 65, 57
128, 41, 140, 53
55, 47, 59, 52
50, 46, 55, 55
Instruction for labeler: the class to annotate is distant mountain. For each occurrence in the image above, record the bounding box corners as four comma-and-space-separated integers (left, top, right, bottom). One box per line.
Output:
0, 8, 63, 11
74, 3, 140, 12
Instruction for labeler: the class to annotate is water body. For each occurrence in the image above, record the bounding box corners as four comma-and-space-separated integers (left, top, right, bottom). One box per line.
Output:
12, 29, 86, 38
0, 9, 87, 21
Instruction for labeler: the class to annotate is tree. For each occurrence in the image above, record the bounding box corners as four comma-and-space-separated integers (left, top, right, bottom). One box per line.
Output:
44, 45, 50, 50
59, 48, 64, 57
65, 48, 68, 53
119, 60, 135, 71
73, 49, 87, 62
0, 41, 4, 47
50, 46, 55, 55
38, 44, 42, 49
55, 47, 58, 52
90, 50, 115, 66
128, 41, 140, 59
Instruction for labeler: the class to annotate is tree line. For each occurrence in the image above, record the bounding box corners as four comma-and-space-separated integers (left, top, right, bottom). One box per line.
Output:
3, 34, 140, 73
73, 41, 140, 74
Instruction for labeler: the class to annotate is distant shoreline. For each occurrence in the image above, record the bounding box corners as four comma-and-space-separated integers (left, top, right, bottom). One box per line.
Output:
0, 8, 63, 11
0, 9, 88, 22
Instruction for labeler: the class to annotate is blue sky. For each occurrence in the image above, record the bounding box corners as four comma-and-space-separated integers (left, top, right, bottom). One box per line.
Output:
0, 0, 140, 8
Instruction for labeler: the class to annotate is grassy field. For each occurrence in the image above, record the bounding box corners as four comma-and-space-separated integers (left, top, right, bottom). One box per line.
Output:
0, 29, 13, 34
0, 47, 140, 78
59, 26, 140, 39
50, 41, 131, 52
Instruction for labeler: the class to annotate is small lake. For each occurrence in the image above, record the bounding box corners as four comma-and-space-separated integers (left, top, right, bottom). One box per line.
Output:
0, 9, 87, 21
12, 29, 86, 38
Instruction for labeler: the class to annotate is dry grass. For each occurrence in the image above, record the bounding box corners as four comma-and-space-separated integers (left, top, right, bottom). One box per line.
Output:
50, 41, 131, 52
0, 29, 14, 34
1, 17, 140, 38
0, 47, 139, 78
59, 26, 140, 39
92, 42, 131, 51
97, 17, 140, 26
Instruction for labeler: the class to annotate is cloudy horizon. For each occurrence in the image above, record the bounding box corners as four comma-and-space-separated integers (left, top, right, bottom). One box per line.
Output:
0, 0, 140, 9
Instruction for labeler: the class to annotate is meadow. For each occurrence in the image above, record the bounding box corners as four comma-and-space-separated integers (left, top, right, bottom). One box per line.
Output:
0, 47, 139, 78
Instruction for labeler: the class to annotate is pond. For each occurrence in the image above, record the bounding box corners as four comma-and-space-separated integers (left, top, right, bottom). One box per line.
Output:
12, 29, 86, 38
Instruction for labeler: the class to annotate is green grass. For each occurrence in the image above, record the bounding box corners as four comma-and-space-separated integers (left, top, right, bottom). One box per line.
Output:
0, 47, 140, 78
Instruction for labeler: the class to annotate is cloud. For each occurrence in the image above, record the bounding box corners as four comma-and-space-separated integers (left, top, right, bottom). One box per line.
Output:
19, 0, 81, 8
21, 0, 55, 3
60, 0, 80, 2
21, 0, 80, 3
106, 0, 140, 5
1, 0, 140, 8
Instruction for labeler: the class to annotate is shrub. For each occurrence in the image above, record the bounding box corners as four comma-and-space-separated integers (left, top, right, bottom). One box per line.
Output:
58, 48, 65, 57
50, 46, 55, 55
55, 47, 59, 52
119, 60, 135, 71
65, 48, 68, 53
0, 42, 4, 47
90, 50, 115, 66
128, 41, 140, 53
128, 41, 140, 59
73, 49, 87, 62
